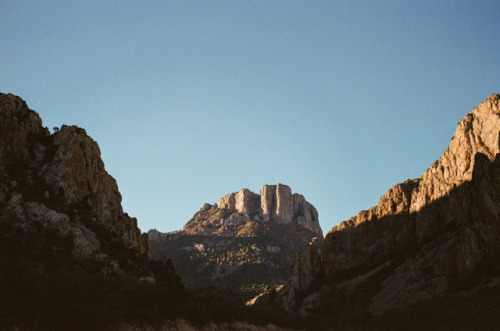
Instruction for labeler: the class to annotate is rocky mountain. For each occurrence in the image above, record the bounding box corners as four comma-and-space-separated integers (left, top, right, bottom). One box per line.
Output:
0, 92, 149, 261
149, 184, 323, 298
260, 93, 500, 329
216, 185, 322, 236
0, 93, 184, 330
4, 91, 500, 330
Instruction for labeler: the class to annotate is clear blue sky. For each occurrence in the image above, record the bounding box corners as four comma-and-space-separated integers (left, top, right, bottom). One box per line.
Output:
1, 1, 499, 234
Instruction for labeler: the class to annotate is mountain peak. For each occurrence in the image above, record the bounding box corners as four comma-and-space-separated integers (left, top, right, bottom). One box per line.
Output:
150, 184, 322, 298
215, 184, 323, 237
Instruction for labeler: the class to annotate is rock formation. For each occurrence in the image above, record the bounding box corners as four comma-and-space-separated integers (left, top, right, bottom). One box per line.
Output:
321, 93, 500, 312
286, 243, 322, 304
218, 188, 260, 215
149, 184, 323, 299
0, 93, 149, 259
216, 184, 322, 237
249, 242, 322, 312
0, 92, 187, 330
4, 91, 500, 329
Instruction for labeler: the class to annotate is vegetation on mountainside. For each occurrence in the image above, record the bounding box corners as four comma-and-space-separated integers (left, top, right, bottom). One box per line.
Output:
183, 207, 236, 230
190, 244, 266, 266
0, 224, 293, 330
0, 220, 185, 331
150, 217, 318, 299
3, 200, 500, 331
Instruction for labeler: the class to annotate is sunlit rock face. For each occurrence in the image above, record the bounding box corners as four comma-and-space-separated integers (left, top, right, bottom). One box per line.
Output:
261, 184, 294, 223
322, 93, 500, 312
217, 184, 322, 237
0, 93, 149, 259
218, 188, 260, 216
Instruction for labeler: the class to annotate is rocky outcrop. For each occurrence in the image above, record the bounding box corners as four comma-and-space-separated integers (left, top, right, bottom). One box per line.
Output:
288, 244, 322, 296
218, 188, 260, 215
247, 242, 322, 313
0, 93, 149, 259
217, 184, 322, 237
292, 193, 321, 235
0, 93, 193, 331
261, 184, 294, 223
322, 93, 500, 311
217, 192, 237, 210
39, 125, 148, 255
150, 184, 323, 299
282, 243, 322, 312
0, 93, 46, 166
261, 185, 322, 236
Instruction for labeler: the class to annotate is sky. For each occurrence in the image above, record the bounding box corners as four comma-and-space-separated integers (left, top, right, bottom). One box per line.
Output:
1, 1, 499, 234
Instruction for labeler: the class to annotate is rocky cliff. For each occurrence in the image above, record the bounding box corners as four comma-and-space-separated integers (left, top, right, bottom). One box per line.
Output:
247, 242, 322, 314
216, 184, 322, 236
0, 93, 188, 330
149, 185, 323, 299
0, 93, 149, 259
319, 93, 500, 312
4, 91, 499, 330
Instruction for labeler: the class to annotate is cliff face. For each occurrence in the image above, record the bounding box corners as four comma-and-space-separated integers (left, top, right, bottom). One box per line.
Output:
216, 184, 322, 237
0, 93, 187, 330
0, 93, 149, 259
149, 184, 323, 299
217, 188, 260, 215
322, 93, 500, 312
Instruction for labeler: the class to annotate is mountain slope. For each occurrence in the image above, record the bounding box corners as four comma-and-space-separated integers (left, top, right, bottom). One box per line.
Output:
243, 94, 500, 330
0, 93, 185, 330
149, 184, 323, 299
278, 93, 500, 319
